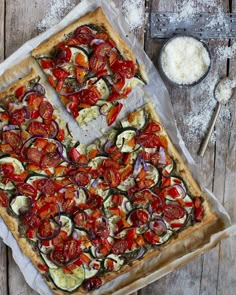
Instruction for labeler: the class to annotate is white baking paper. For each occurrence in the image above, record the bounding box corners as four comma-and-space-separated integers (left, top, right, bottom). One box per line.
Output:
0, 0, 235, 294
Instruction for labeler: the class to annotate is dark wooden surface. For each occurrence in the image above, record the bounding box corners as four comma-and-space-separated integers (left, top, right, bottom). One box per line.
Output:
0, 0, 235, 294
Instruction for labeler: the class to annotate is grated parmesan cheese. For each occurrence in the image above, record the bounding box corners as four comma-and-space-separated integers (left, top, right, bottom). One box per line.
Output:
161, 36, 210, 85
37, 0, 75, 32
121, 0, 145, 31
215, 78, 236, 104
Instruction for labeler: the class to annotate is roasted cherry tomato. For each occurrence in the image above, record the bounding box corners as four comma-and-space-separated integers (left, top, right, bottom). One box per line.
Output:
87, 195, 103, 210
74, 172, 90, 186
94, 42, 113, 58
144, 121, 162, 133
52, 67, 69, 80
90, 54, 106, 72
52, 230, 67, 250
163, 204, 185, 221
37, 220, 54, 239
16, 183, 37, 198
111, 239, 128, 255
129, 209, 149, 226
53, 46, 72, 64
78, 88, 100, 105
94, 218, 110, 239
74, 211, 91, 230
138, 133, 162, 148
64, 239, 81, 261
82, 277, 102, 291
10, 108, 26, 125
1, 163, 15, 177
23, 212, 41, 228
41, 59, 53, 69
62, 199, 76, 214
110, 60, 135, 79
75, 26, 93, 35
74, 33, 94, 45
0, 190, 9, 207
104, 168, 121, 187
41, 152, 61, 168
28, 121, 48, 137
15, 86, 25, 99
26, 147, 43, 166
39, 101, 54, 120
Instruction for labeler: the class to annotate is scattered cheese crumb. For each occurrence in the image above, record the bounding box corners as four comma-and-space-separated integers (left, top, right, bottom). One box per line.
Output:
37, 0, 75, 32
121, 0, 145, 31
161, 37, 210, 85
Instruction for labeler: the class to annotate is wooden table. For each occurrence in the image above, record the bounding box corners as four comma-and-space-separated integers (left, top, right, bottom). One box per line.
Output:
0, 0, 236, 294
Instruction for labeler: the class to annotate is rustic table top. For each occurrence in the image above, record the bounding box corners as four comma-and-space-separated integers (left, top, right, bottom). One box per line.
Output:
0, 0, 236, 294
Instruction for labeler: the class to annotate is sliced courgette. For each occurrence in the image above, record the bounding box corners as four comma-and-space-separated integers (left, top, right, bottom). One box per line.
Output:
88, 155, 108, 170
76, 106, 100, 126
10, 195, 31, 216
116, 128, 140, 153
49, 265, 84, 292
121, 109, 146, 129
58, 214, 74, 237
117, 175, 136, 192
103, 194, 132, 217
41, 254, 57, 269
104, 254, 124, 272
83, 258, 101, 279
138, 162, 160, 188
69, 46, 89, 66
93, 78, 111, 100
0, 157, 25, 190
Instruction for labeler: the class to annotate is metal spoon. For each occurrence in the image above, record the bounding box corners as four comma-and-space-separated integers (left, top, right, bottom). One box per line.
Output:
198, 77, 234, 157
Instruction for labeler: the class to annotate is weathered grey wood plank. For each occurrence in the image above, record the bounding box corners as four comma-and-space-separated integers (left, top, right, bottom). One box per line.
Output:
4, 0, 80, 294
140, 1, 230, 295
0, 1, 9, 295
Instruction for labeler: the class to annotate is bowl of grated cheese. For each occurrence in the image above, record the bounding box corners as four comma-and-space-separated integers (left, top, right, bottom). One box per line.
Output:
158, 35, 211, 87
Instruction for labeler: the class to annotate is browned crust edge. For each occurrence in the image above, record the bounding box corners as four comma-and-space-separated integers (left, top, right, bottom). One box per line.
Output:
0, 101, 226, 295
32, 7, 136, 65
0, 68, 37, 100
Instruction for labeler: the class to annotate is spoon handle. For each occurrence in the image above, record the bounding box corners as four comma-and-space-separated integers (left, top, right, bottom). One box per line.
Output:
198, 103, 222, 157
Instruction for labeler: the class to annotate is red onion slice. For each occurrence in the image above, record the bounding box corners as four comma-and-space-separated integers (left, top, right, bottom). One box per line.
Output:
90, 39, 105, 46
32, 83, 46, 96
159, 146, 166, 166
133, 154, 142, 177
2, 124, 20, 131
149, 218, 167, 235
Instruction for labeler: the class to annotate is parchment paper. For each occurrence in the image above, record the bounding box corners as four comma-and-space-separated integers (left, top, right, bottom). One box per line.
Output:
0, 0, 235, 294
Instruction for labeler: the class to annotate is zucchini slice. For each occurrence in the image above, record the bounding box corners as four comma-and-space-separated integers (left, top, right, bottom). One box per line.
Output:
0, 157, 25, 190
41, 254, 57, 269
116, 129, 140, 153
69, 46, 89, 66
104, 254, 124, 272
103, 194, 132, 217
141, 163, 160, 188
26, 175, 47, 199
117, 175, 135, 192
10, 195, 31, 216
49, 266, 84, 292
58, 214, 74, 237
76, 106, 100, 126
88, 156, 108, 170
121, 109, 146, 129
83, 258, 101, 279
94, 78, 111, 100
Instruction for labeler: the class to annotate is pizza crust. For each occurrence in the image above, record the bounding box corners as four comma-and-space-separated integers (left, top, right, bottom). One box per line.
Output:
0, 80, 226, 295
32, 7, 136, 66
